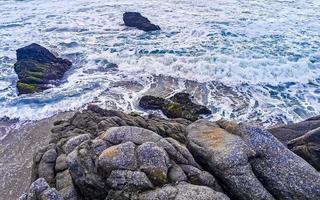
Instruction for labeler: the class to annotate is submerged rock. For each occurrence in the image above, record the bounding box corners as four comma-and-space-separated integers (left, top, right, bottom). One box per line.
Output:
14, 43, 72, 95
139, 92, 211, 121
123, 12, 160, 32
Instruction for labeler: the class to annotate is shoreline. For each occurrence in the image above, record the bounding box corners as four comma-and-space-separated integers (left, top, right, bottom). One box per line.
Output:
0, 111, 74, 200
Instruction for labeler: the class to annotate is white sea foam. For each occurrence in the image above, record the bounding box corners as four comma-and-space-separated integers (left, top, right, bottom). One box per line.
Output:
0, 0, 319, 126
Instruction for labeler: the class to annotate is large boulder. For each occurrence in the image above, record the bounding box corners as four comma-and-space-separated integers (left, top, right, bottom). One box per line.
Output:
123, 12, 160, 32
219, 120, 320, 200
287, 127, 320, 171
14, 43, 72, 95
137, 182, 229, 200
139, 93, 211, 121
268, 115, 320, 144
186, 120, 274, 200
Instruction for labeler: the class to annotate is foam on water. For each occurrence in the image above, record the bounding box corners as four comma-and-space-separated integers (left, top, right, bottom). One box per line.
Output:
0, 0, 320, 127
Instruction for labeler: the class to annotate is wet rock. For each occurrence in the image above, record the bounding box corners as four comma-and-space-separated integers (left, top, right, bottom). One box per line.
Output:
139, 95, 165, 109
123, 12, 160, 32
187, 120, 274, 200
287, 127, 320, 170
14, 43, 72, 95
138, 182, 230, 200
220, 120, 320, 199
139, 92, 211, 121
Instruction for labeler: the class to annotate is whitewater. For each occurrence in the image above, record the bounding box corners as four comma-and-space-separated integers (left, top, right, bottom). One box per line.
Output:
0, 0, 320, 129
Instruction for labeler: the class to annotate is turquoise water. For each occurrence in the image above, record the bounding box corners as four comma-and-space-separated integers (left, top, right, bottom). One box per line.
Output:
0, 0, 320, 126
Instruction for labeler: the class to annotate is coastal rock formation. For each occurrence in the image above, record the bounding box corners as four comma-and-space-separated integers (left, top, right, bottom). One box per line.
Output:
14, 43, 72, 95
19, 105, 320, 200
139, 92, 211, 121
219, 120, 320, 199
268, 115, 320, 170
287, 127, 320, 170
123, 12, 160, 32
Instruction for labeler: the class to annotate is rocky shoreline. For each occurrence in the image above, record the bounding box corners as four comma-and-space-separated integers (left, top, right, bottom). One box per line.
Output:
17, 105, 320, 200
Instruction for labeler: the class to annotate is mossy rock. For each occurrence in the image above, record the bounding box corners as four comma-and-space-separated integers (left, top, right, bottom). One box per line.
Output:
17, 82, 38, 94
13, 43, 72, 95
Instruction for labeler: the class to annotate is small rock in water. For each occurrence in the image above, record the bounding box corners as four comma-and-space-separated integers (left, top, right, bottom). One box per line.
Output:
139, 92, 211, 121
123, 12, 160, 32
14, 43, 72, 95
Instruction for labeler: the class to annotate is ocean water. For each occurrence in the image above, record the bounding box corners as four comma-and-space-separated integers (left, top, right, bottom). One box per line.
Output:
0, 0, 320, 130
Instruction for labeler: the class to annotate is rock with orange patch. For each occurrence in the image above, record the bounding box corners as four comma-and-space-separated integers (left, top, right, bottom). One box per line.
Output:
137, 142, 170, 186
186, 120, 274, 200
98, 141, 138, 173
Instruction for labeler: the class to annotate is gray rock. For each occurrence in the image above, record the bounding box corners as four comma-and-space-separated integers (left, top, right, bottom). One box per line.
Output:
98, 141, 138, 173
137, 142, 170, 185
99, 126, 162, 145
91, 138, 109, 155
106, 170, 153, 191
63, 134, 91, 154
168, 164, 187, 182
287, 127, 320, 170
55, 170, 73, 191
66, 142, 107, 199
179, 164, 222, 192
38, 149, 57, 186
55, 154, 67, 172
219, 120, 320, 200
157, 138, 199, 167
58, 185, 80, 200
39, 188, 63, 200
138, 182, 230, 200
268, 115, 320, 144
187, 120, 274, 200
30, 178, 50, 195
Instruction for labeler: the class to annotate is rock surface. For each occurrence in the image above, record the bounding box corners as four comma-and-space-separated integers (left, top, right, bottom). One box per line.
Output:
19, 105, 320, 200
14, 43, 72, 95
123, 12, 160, 32
139, 92, 211, 121
219, 120, 320, 200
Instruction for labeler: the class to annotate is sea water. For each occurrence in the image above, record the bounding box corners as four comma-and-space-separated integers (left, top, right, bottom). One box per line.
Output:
0, 0, 320, 129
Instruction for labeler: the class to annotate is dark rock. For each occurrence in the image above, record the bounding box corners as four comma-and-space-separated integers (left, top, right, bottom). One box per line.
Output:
287, 127, 320, 170
14, 43, 72, 95
139, 92, 211, 121
123, 12, 160, 32
187, 120, 274, 200
40, 188, 64, 200
268, 114, 320, 144
139, 95, 165, 109
219, 120, 320, 200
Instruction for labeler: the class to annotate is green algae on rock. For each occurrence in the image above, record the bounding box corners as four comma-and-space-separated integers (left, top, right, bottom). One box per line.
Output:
14, 43, 72, 95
